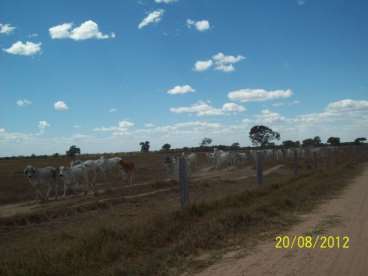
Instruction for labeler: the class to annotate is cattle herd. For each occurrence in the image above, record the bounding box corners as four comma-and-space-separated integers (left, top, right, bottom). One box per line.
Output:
24, 146, 344, 202
24, 156, 136, 201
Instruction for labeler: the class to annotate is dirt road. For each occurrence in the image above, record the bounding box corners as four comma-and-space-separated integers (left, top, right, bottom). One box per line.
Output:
194, 164, 368, 276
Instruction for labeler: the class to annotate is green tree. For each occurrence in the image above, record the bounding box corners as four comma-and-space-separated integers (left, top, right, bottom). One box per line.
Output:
249, 125, 280, 148
66, 145, 81, 158
302, 138, 315, 147
161, 143, 171, 151
327, 137, 340, 146
140, 141, 150, 152
313, 136, 321, 146
200, 137, 213, 147
231, 142, 240, 149
354, 137, 367, 144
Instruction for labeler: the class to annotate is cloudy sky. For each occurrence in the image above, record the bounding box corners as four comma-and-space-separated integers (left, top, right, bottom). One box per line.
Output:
0, 0, 367, 156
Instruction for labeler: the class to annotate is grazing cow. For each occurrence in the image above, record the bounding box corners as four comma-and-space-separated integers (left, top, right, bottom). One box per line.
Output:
24, 165, 58, 201
213, 149, 233, 169
164, 156, 178, 177
58, 164, 94, 197
119, 160, 136, 185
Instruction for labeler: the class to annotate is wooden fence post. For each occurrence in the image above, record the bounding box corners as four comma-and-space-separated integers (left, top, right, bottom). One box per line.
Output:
256, 151, 263, 185
294, 149, 299, 176
179, 157, 189, 208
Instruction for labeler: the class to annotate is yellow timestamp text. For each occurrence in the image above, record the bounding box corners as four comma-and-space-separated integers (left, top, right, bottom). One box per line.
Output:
275, 235, 350, 249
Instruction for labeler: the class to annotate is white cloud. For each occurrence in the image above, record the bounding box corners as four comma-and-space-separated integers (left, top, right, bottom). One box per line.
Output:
194, 52, 245, 73
212, 52, 245, 72
155, 0, 177, 3
326, 99, 368, 112
0, 23, 16, 35
170, 101, 224, 116
193, 60, 213, 72
54, 101, 69, 111
222, 103, 246, 113
0, 128, 5, 133
138, 10, 164, 29
38, 121, 50, 130
28, 33, 39, 38
38, 121, 50, 135
297, 0, 306, 6
186, 19, 210, 32
109, 108, 118, 113
94, 120, 135, 136
228, 88, 293, 102
167, 85, 195, 95
49, 20, 114, 40
16, 99, 32, 107
256, 109, 286, 124
170, 101, 246, 116
145, 123, 155, 128
3, 41, 41, 56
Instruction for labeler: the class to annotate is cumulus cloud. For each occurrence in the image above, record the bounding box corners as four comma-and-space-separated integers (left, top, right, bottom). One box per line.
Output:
145, 123, 155, 128
222, 102, 246, 112
167, 85, 195, 95
326, 99, 368, 112
256, 109, 286, 124
109, 108, 118, 113
170, 101, 246, 116
186, 19, 210, 32
155, 0, 177, 3
49, 20, 114, 40
16, 99, 32, 107
193, 60, 213, 72
212, 52, 245, 72
38, 121, 50, 135
138, 10, 164, 29
194, 52, 245, 73
0, 23, 16, 35
94, 120, 135, 136
3, 41, 41, 56
228, 88, 293, 102
54, 101, 69, 111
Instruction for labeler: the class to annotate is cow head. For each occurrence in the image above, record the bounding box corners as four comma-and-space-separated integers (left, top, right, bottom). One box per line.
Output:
24, 165, 36, 179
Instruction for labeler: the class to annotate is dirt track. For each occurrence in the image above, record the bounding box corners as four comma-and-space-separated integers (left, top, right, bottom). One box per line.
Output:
193, 164, 368, 276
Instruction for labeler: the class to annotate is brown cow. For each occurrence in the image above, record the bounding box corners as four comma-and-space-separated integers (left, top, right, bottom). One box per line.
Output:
119, 160, 135, 185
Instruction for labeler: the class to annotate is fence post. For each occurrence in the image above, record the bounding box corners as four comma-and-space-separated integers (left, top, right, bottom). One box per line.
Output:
179, 157, 189, 208
294, 149, 299, 176
256, 151, 263, 185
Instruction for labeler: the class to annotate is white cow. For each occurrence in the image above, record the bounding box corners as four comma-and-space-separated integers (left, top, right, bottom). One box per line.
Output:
58, 164, 94, 197
24, 165, 58, 201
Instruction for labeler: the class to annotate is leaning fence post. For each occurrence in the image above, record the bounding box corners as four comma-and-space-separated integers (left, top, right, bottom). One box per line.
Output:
294, 149, 299, 176
179, 157, 189, 208
256, 151, 263, 185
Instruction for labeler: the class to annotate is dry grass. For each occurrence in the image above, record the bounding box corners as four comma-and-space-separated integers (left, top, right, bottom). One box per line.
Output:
0, 153, 364, 276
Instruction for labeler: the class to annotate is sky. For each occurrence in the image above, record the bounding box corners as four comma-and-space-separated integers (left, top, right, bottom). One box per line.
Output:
0, 0, 367, 156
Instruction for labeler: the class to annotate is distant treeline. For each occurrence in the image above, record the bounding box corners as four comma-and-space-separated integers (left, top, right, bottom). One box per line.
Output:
1, 140, 366, 160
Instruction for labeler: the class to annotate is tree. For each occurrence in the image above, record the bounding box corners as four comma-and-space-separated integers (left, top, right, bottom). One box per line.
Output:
327, 137, 340, 146
161, 143, 171, 151
354, 137, 367, 144
302, 138, 315, 147
282, 140, 299, 148
66, 145, 81, 158
313, 136, 321, 146
231, 142, 240, 149
249, 125, 280, 147
140, 141, 150, 152
200, 137, 212, 147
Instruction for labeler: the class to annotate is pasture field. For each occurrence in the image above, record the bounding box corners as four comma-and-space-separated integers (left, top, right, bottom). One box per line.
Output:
0, 148, 366, 276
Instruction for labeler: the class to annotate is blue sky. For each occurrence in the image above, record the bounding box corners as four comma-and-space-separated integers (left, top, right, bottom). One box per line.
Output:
0, 0, 367, 156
